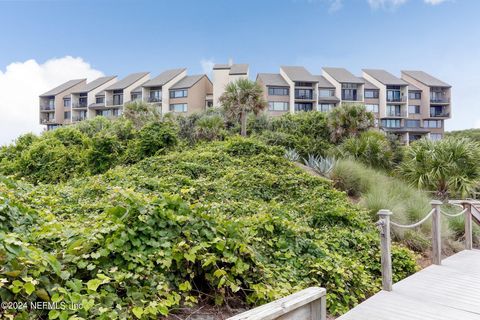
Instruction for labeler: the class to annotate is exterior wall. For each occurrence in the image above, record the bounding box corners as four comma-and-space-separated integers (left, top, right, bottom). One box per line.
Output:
49, 81, 86, 125
279, 68, 295, 114
362, 74, 387, 118
86, 78, 117, 119
407, 97, 422, 120
123, 74, 150, 107
161, 70, 187, 115
213, 68, 231, 107
321, 71, 341, 104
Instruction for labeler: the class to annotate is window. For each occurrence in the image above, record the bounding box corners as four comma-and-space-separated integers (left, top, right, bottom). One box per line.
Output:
149, 90, 162, 102
424, 120, 442, 128
295, 82, 313, 87
319, 89, 335, 98
409, 92, 421, 100
381, 119, 401, 128
295, 89, 313, 99
387, 105, 403, 117
63, 98, 71, 107
169, 103, 188, 112
317, 104, 334, 112
64, 111, 71, 119
408, 105, 420, 114
268, 101, 289, 111
131, 93, 141, 101
268, 87, 289, 96
113, 94, 123, 105
48, 99, 55, 107
170, 89, 188, 98
387, 89, 401, 102
406, 120, 421, 128
294, 103, 313, 112
365, 104, 379, 113
96, 96, 105, 104
341, 83, 358, 89
79, 97, 87, 107
364, 90, 379, 99
430, 133, 443, 141
342, 89, 358, 101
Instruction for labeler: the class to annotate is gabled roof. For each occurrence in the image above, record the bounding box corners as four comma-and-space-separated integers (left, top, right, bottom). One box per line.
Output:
363, 69, 408, 86
105, 72, 149, 91
171, 75, 208, 89
40, 79, 85, 97
402, 70, 451, 88
257, 73, 289, 87
212, 63, 249, 75
408, 83, 422, 91
280, 66, 318, 82
313, 75, 335, 88
362, 77, 379, 90
322, 67, 364, 84
229, 64, 248, 75
142, 68, 185, 88
71, 76, 117, 93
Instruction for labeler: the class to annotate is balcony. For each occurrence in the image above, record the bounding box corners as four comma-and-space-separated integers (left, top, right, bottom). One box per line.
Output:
430, 97, 450, 104
40, 118, 55, 124
146, 97, 162, 103
386, 110, 407, 117
72, 116, 87, 122
342, 94, 363, 102
72, 102, 88, 109
386, 96, 407, 103
430, 108, 450, 118
40, 105, 55, 111
106, 99, 123, 107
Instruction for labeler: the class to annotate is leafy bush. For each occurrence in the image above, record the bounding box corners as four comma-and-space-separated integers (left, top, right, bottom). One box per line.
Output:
0, 139, 417, 318
399, 137, 480, 199
338, 130, 394, 169
327, 104, 374, 143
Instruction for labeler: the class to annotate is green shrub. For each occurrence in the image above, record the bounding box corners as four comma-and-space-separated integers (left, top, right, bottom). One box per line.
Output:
137, 121, 178, 158
327, 104, 374, 143
338, 130, 394, 170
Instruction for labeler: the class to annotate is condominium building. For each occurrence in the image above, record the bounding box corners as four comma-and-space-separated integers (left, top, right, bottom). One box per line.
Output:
70, 76, 117, 123
212, 62, 249, 106
39, 79, 87, 130
167, 75, 213, 115
141, 68, 186, 114
322, 67, 365, 104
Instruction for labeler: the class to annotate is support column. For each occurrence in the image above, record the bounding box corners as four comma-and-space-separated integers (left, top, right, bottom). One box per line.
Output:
378, 209, 393, 291
431, 200, 442, 265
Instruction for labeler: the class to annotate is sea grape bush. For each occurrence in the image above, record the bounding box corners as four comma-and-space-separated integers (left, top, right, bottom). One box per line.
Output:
0, 138, 417, 318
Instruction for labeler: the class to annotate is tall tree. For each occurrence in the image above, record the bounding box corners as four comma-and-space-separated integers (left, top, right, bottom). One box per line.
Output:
219, 78, 267, 136
327, 103, 374, 143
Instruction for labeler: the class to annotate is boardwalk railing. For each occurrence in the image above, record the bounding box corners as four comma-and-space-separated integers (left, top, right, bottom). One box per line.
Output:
377, 199, 478, 291
227, 287, 326, 320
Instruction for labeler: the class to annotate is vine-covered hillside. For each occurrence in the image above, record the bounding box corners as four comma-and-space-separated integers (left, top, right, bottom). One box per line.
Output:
0, 136, 416, 319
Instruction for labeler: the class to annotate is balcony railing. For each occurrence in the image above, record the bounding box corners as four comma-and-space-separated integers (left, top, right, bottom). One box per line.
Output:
430, 111, 450, 118
106, 99, 123, 107
72, 116, 87, 122
40, 118, 55, 124
386, 110, 407, 117
294, 93, 316, 100
342, 94, 363, 101
386, 96, 407, 102
430, 97, 450, 103
146, 97, 162, 103
72, 102, 88, 108
40, 105, 55, 111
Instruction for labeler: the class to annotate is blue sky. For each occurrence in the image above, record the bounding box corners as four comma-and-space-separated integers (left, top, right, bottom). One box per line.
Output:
0, 0, 479, 143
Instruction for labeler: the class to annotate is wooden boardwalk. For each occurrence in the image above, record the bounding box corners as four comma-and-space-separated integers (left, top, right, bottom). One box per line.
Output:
338, 249, 480, 320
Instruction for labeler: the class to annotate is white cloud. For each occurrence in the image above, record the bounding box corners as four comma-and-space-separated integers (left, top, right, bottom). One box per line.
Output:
367, 0, 408, 10
328, 0, 343, 12
424, 0, 448, 4
0, 56, 103, 146
200, 58, 215, 76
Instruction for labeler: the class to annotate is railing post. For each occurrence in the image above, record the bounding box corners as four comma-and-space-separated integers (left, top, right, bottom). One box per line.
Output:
431, 200, 442, 265
464, 202, 473, 250
377, 209, 392, 292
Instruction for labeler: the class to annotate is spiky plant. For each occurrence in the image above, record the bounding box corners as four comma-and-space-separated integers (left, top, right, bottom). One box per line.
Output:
303, 154, 336, 178
284, 148, 300, 162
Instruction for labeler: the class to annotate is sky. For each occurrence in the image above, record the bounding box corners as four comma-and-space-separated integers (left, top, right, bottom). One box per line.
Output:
0, 0, 479, 145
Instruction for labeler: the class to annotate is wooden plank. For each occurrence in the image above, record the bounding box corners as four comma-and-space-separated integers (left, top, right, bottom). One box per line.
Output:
338, 250, 480, 320
227, 287, 326, 320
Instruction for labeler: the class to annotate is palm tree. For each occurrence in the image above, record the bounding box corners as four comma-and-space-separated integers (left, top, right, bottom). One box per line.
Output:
327, 103, 374, 143
399, 137, 480, 199
219, 78, 267, 136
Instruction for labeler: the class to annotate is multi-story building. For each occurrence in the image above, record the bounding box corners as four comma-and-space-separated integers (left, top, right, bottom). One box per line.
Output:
401, 70, 451, 141
212, 62, 249, 106
40, 64, 451, 142
167, 75, 213, 115
70, 76, 117, 123
95, 72, 150, 118
39, 79, 86, 130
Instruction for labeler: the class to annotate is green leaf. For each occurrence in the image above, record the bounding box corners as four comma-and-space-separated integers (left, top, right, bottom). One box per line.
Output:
23, 282, 35, 295
48, 310, 60, 320
36, 288, 50, 301
86, 279, 102, 292
178, 281, 191, 292
213, 269, 227, 278
132, 306, 144, 319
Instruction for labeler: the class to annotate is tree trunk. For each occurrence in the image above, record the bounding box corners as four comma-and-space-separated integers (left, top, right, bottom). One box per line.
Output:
240, 111, 247, 137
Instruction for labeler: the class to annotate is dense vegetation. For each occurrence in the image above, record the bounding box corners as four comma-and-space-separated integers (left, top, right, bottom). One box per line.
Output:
1, 98, 478, 318
446, 128, 480, 142
0, 135, 416, 319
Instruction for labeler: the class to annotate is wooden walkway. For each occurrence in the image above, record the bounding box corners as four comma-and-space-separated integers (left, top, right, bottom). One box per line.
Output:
338, 249, 480, 320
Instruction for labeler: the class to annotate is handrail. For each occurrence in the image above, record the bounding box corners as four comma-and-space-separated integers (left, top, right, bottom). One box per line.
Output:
389, 209, 434, 229
376, 199, 477, 292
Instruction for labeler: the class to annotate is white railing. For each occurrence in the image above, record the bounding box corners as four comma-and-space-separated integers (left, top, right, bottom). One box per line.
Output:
377, 200, 477, 291
227, 287, 326, 320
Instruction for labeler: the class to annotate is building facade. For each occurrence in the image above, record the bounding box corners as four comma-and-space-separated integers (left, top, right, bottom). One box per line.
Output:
40, 65, 451, 142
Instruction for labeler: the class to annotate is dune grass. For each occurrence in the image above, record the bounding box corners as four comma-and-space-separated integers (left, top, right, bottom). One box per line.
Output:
331, 158, 468, 253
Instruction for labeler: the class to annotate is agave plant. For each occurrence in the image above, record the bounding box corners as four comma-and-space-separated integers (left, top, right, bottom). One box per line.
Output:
304, 154, 337, 178
284, 148, 300, 162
